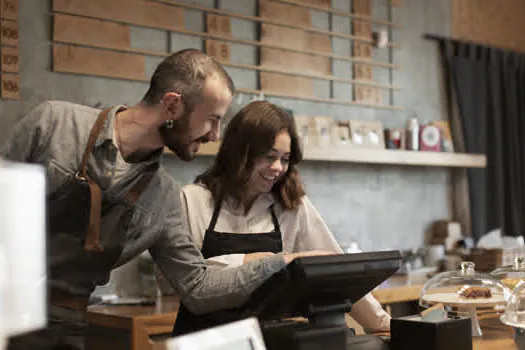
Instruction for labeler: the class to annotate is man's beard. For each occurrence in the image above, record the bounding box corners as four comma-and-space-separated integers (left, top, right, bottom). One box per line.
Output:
160, 111, 209, 162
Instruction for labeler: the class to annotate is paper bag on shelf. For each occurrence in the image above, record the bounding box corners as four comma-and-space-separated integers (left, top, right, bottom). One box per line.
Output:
348, 120, 385, 149
312, 116, 333, 147
293, 115, 315, 147
331, 121, 351, 146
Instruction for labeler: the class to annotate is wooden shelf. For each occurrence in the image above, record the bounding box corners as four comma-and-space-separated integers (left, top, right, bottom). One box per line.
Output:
153, 0, 400, 50
164, 142, 487, 168
302, 146, 487, 168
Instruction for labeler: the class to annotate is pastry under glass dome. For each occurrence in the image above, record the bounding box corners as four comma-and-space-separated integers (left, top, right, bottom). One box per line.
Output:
420, 261, 512, 336
492, 256, 525, 291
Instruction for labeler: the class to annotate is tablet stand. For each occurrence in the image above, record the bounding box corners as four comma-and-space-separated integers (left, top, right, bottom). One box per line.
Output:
306, 300, 353, 327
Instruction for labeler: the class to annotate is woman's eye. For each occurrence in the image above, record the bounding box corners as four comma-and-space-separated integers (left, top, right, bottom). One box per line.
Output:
282, 158, 290, 164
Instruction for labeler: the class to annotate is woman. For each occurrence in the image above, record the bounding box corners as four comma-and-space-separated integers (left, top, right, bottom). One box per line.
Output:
170, 100, 390, 335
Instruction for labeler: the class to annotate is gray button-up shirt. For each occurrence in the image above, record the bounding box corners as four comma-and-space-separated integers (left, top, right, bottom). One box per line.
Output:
1, 100, 286, 314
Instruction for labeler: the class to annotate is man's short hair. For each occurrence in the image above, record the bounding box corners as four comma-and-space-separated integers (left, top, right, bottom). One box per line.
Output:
142, 49, 235, 111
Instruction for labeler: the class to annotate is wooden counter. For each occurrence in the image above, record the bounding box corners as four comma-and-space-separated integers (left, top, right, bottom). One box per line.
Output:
85, 297, 517, 349
85, 296, 179, 350
84, 273, 430, 349
372, 273, 428, 305
474, 315, 517, 349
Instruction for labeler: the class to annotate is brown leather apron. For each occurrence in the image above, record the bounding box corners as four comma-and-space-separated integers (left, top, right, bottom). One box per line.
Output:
48, 108, 156, 309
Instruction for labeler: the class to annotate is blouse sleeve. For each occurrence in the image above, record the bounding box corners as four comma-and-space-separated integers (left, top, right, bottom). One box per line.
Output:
293, 196, 343, 253
293, 195, 391, 332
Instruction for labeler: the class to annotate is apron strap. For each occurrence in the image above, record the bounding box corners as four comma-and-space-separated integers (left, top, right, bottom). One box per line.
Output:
83, 180, 103, 252
77, 109, 111, 181
269, 204, 283, 251
84, 169, 156, 253
79, 108, 158, 253
79, 108, 111, 253
269, 204, 279, 231
208, 201, 223, 232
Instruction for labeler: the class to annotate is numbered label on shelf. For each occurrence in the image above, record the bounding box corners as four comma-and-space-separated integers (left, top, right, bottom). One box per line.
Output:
205, 40, 230, 62
1, 20, 18, 46
206, 14, 231, 36
1, 73, 20, 99
1, 46, 18, 73
0, 0, 18, 21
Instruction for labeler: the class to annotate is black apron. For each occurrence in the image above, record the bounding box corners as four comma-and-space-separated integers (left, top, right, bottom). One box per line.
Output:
172, 201, 283, 336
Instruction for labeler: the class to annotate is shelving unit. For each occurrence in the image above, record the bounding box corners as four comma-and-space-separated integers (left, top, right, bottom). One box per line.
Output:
51, 0, 403, 110
164, 142, 487, 168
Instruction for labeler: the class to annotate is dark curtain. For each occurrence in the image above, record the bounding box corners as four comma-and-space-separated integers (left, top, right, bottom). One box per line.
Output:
438, 38, 525, 241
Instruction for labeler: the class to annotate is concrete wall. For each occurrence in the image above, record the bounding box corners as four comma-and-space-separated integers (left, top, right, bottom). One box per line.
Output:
0, 0, 452, 252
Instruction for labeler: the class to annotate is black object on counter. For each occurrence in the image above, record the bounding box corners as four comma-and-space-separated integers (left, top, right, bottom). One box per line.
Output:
390, 316, 472, 350
171, 251, 401, 349
242, 251, 401, 323
240, 250, 402, 350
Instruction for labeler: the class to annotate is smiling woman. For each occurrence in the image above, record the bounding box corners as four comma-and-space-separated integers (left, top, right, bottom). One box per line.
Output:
246, 129, 292, 206
196, 100, 305, 214
159, 100, 392, 336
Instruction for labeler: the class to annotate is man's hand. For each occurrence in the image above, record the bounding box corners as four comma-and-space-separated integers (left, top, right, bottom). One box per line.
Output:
243, 252, 275, 263
283, 250, 337, 264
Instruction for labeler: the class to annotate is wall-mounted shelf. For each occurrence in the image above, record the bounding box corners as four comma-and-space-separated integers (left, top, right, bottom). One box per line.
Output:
51, 0, 403, 110
164, 142, 487, 168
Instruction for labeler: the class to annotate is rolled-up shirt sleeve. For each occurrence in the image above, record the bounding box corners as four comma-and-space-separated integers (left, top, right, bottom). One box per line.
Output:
149, 185, 287, 314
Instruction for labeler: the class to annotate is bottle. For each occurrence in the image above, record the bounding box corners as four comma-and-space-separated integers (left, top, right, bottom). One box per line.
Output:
138, 251, 159, 299
406, 118, 420, 151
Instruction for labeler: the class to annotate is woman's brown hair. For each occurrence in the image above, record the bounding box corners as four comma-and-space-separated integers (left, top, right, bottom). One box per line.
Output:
195, 100, 306, 210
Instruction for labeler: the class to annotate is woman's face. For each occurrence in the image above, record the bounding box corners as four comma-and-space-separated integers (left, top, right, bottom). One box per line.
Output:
247, 130, 291, 196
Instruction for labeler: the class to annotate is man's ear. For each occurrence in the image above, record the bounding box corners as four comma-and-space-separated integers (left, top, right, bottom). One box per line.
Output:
161, 92, 184, 121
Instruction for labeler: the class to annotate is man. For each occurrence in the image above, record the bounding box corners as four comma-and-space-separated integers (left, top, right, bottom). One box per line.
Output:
1, 49, 321, 349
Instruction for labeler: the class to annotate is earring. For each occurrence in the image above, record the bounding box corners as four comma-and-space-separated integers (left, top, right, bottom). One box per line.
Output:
165, 120, 174, 129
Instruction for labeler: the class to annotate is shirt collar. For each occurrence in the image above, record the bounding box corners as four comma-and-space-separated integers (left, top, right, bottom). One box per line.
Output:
224, 192, 276, 216
94, 105, 163, 165
94, 105, 127, 148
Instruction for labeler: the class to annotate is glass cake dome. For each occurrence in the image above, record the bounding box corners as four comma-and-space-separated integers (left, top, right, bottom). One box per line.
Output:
501, 281, 525, 349
420, 261, 512, 336
492, 256, 525, 291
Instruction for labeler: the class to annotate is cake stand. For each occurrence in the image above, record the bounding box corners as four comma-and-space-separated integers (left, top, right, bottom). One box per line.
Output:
500, 281, 525, 349
419, 261, 512, 337
421, 292, 507, 336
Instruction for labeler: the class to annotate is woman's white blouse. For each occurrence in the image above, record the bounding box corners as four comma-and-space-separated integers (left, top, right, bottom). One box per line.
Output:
180, 183, 391, 332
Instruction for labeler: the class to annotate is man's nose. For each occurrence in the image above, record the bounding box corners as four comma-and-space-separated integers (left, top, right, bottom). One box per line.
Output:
210, 120, 220, 142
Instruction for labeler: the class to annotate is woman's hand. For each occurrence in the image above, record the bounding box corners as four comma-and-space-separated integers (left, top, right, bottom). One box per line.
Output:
243, 252, 275, 263
283, 250, 337, 264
